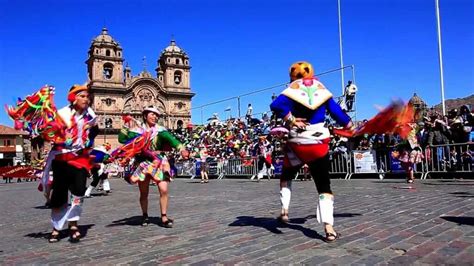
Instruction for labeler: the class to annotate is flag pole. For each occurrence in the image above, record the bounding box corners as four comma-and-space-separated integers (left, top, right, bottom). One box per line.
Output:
435, 0, 446, 116
337, 0, 345, 95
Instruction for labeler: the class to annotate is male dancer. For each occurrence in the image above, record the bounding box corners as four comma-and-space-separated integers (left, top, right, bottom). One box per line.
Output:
46, 84, 98, 242
270, 61, 353, 242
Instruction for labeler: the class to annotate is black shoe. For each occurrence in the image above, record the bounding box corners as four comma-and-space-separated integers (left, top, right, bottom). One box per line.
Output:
142, 216, 150, 226
160, 214, 174, 228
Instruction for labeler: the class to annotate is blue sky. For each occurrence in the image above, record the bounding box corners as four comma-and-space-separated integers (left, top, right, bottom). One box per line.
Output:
1, 0, 473, 126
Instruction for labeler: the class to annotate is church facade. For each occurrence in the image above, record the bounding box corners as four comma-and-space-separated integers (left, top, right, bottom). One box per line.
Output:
86, 28, 194, 146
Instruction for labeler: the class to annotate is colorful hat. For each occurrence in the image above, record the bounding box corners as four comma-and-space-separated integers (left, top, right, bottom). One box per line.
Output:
142, 106, 160, 116
289, 61, 314, 82
67, 84, 88, 103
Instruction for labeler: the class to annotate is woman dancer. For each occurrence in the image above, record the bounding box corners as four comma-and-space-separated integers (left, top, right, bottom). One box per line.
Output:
117, 106, 188, 227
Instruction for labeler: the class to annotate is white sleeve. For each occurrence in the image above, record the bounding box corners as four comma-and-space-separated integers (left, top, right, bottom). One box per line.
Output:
87, 107, 98, 126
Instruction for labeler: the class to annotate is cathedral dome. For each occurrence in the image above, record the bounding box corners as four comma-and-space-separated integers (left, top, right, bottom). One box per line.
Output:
162, 39, 187, 56
409, 93, 426, 107
92, 27, 121, 47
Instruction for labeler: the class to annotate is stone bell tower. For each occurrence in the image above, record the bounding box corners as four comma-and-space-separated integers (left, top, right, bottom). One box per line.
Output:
155, 39, 193, 129
86, 27, 125, 89
86, 28, 127, 148
156, 39, 191, 91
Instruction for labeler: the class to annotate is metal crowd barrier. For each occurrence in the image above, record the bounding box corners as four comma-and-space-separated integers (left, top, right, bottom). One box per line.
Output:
173, 142, 473, 180
422, 142, 473, 179
223, 157, 258, 177
330, 152, 351, 179
348, 149, 427, 180
175, 160, 197, 179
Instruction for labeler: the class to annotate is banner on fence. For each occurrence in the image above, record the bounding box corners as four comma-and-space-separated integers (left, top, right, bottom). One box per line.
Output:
208, 160, 218, 175
389, 149, 404, 172
272, 159, 283, 177
353, 150, 377, 173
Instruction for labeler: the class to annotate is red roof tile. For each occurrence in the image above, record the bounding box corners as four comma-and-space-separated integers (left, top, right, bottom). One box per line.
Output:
0, 147, 16, 153
0, 124, 28, 136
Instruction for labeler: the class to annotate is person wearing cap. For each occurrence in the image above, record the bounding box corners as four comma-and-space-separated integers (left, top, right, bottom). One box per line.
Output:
270, 61, 353, 242
45, 84, 99, 243
118, 106, 189, 228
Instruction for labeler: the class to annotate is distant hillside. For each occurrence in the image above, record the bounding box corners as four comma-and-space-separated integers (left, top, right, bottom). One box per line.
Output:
432, 94, 473, 112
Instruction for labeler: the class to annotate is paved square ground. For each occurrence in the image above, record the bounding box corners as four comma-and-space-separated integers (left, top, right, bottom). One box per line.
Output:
0, 178, 473, 264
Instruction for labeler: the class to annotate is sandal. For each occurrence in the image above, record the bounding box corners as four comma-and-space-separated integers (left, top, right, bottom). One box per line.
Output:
48, 230, 60, 243
277, 213, 289, 224
69, 226, 81, 243
160, 214, 174, 228
324, 231, 340, 243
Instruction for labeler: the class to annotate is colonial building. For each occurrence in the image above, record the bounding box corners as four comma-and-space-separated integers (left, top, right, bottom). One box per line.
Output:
87, 28, 195, 147
0, 125, 30, 166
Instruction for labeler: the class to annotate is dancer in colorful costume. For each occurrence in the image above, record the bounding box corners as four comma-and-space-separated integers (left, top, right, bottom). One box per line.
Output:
270, 61, 353, 242
7, 84, 98, 243
85, 142, 113, 197
114, 106, 188, 227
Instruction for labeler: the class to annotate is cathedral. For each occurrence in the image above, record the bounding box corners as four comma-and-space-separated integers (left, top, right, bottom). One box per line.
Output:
87, 28, 194, 147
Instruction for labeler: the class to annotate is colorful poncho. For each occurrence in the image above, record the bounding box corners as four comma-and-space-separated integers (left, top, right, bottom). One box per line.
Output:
112, 124, 183, 183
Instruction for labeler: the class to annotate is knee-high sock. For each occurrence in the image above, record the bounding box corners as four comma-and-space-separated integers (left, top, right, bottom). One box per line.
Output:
257, 168, 264, 179
316, 193, 334, 225
280, 181, 292, 210
102, 179, 111, 191
85, 185, 94, 197
51, 194, 84, 230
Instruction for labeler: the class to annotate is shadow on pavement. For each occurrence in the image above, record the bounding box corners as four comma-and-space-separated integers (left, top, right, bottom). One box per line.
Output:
24, 224, 95, 241
228, 216, 325, 241
449, 192, 474, 198
33, 204, 51, 209
87, 192, 110, 197
106, 215, 161, 227
335, 213, 363, 218
423, 182, 474, 186
372, 181, 409, 184
440, 216, 474, 226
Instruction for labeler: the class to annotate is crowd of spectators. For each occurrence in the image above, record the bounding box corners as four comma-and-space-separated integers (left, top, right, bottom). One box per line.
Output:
332, 105, 474, 172
171, 113, 282, 162
345, 105, 473, 152
169, 104, 473, 175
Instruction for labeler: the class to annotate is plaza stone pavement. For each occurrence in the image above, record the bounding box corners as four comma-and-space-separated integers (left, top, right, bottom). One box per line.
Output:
0, 178, 473, 265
